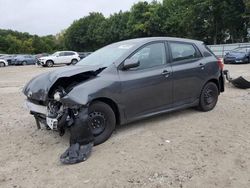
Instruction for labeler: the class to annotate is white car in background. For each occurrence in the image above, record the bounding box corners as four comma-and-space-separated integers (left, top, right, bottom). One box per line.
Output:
38, 51, 80, 67
0, 59, 8, 67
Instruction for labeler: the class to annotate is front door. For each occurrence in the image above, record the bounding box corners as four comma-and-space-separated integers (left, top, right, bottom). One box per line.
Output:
119, 42, 173, 121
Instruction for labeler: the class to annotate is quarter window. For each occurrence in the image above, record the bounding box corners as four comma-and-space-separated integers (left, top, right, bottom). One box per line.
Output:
170, 42, 200, 62
129, 43, 166, 70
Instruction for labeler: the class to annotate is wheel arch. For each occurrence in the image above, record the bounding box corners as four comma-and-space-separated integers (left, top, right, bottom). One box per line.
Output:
0, 61, 6, 66
90, 97, 121, 125
204, 78, 220, 93
46, 59, 54, 64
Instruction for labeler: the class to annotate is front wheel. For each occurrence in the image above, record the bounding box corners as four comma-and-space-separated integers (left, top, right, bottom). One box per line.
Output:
198, 82, 219, 112
88, 102, 116, 145
22, 61, 27, 66
46, 60, 54, 67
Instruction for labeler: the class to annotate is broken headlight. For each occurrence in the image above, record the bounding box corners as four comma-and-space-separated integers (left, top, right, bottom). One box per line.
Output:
53, 87, 67, 101
54, 91, 62, 101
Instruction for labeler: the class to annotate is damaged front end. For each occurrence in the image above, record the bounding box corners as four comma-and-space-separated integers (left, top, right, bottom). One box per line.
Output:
23, 65, 105, 135
23, 65, 108, 164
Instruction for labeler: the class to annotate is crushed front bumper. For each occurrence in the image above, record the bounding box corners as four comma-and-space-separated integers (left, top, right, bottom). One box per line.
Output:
24, 100, 47, 115
24, 100, 59, 130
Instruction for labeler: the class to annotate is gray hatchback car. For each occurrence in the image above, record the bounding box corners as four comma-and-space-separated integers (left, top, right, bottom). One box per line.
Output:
23, 37, 225, 145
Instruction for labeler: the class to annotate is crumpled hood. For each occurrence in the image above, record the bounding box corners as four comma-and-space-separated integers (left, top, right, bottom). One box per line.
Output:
23, 65, 102, 102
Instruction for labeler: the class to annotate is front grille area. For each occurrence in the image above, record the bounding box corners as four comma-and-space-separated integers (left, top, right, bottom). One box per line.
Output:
28, 98, 46, 106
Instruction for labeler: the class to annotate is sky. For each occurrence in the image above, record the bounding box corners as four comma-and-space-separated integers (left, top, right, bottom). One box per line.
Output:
0, 0, 155, 36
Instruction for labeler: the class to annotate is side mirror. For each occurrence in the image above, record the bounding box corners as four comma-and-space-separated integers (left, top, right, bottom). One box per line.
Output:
123, 58, 140, 70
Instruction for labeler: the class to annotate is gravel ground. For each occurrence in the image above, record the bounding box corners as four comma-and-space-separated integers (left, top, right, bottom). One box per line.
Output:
0, 64, 250, 188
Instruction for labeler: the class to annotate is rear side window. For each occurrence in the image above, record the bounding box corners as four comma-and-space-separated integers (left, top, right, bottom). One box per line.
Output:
65, 52, 75, 56
169, 42, 201, 62
203, 45, 215, 57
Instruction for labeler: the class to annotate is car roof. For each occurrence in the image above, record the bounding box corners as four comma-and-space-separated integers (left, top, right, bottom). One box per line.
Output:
116, 37, 204, 45
56, 51, 76, 53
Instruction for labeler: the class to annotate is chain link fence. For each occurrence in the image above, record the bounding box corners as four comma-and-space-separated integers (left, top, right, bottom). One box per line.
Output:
208, 43, 250, 58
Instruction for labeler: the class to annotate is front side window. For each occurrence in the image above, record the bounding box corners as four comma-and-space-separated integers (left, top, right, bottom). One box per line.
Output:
59, 52, 65, 56
170, 42, 200, 62
129, 43, 166, 70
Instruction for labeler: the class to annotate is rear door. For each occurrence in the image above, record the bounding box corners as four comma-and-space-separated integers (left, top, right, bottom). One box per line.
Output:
64, 52, 75, 63
119, 42, 173, 120
57, 52, 67, 64
169, 41, 205, 106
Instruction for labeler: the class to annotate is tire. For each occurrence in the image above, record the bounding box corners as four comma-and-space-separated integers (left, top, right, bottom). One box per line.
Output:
0, 62, 5, 67
22, 61, 27, 66
71, 59, 78, 65
46, 60, 54, 67
198, 82, 219, 112
88, 101, 116, 145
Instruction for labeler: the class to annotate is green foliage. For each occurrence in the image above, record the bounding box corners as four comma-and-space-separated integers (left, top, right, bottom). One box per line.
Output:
0, 29, 64, 54
0, 0, 249, 54
64, 12, 106, 51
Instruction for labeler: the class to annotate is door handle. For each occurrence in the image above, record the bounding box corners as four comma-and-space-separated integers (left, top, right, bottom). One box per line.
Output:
199, 63, 205, 70
161, 70, 170, 77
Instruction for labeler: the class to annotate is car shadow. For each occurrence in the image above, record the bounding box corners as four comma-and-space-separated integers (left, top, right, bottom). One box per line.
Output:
55, 107, 198, 146
115, 107, 197, 134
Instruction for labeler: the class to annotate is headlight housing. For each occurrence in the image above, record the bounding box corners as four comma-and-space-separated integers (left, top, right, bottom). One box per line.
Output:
54, 91, 62, 101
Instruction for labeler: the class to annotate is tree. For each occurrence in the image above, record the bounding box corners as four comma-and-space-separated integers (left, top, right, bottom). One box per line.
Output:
64, 12, 106, 51
103, 11, 130, 44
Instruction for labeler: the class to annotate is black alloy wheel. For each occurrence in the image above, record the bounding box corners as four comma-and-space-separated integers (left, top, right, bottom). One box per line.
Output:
198, 82, 219, 112
88, 102, 116, 145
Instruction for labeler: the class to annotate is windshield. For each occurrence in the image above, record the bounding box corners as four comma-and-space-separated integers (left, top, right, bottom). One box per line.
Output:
77, 42, 135, 67
232, 47, 250, 53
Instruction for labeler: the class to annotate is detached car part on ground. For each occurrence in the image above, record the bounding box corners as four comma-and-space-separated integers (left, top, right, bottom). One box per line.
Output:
223, 70, 250, 89
23, 37, 225, 164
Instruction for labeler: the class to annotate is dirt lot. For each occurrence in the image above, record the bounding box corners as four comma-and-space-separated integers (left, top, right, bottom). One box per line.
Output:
0, 64, 250, 188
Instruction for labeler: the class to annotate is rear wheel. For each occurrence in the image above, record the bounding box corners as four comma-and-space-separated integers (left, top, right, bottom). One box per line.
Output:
198, 82, 219, 112
71, 59, 78, 65
22, 61, 27, 66
0, 62, 5, 67
88, 102, 116, 145
46, 60, 54, 67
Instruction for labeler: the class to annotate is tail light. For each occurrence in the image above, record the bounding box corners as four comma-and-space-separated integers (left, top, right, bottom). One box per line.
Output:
218, 58, 224, 70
